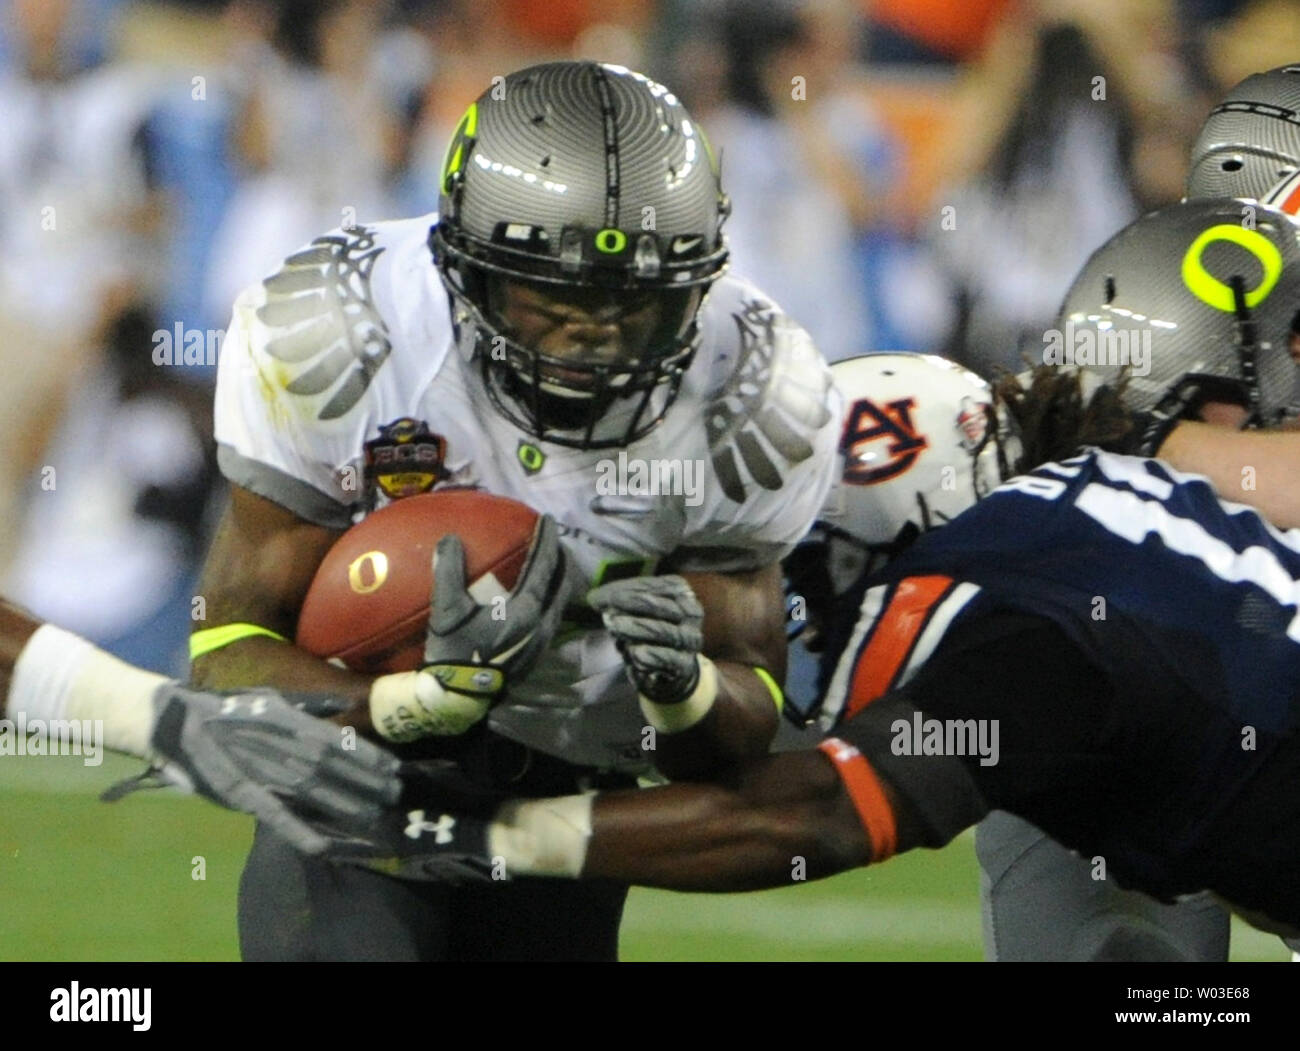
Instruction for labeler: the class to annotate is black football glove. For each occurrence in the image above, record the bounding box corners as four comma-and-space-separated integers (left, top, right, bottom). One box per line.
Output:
315, 760, 505, 883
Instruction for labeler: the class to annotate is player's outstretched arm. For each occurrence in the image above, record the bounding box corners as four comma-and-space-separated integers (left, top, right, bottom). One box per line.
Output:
1160, 423, 1300, 528
334, 743, 911, 889
0, 599, 162, 748
589, 565, 786, 781
0, 597, 401, 853
578, 749, 874, 890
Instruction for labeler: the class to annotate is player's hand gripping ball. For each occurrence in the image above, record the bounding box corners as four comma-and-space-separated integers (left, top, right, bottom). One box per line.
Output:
297, 491, 571, 742
422, 512, 570, 699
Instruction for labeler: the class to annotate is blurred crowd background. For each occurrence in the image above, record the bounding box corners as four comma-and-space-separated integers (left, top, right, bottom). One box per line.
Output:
1, 0, 1297, 677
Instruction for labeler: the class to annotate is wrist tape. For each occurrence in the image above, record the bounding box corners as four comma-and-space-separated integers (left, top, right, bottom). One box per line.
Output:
638, 654, 719, 734
369, 669, 493, 742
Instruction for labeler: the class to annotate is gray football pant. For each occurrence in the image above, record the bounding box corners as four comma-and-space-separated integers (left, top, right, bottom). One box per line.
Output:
238, 823, 628, 961
976, 811, 1231, 961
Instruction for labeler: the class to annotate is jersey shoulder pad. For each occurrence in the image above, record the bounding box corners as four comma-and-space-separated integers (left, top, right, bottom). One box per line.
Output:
695, 273, 838, 503
240, 215, 446, 423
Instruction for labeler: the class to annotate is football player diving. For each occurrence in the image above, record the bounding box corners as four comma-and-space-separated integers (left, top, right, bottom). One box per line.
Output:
976, 62, 1300, 962
336, 197, 1300, 940
0, 598, 402, 853
194, 61, 839, 960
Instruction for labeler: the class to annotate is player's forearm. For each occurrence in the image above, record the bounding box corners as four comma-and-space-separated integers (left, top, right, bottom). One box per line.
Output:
641, 565, 785, 779
189, 639, 492, 740
1160, 423, 1300, 528
2, 614, 167, 756
190, 639, 376, 731
650, 661, 779, 781
578, 752, 869, 890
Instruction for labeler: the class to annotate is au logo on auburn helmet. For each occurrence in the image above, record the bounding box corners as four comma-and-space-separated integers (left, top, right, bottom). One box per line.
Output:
841, 398, 928, 484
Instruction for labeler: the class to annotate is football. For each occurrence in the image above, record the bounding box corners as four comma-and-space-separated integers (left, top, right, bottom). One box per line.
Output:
295, 489, 540, 674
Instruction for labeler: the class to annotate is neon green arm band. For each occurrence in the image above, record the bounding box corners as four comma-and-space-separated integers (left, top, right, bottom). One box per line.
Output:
753, 666, 785, 714
190, 623, 289, 661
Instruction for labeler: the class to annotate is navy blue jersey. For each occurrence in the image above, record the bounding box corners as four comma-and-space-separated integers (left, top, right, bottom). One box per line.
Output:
823, 449, 1300, 921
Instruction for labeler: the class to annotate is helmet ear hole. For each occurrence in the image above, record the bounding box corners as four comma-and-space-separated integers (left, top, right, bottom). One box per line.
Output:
1222, 158, 1244, 172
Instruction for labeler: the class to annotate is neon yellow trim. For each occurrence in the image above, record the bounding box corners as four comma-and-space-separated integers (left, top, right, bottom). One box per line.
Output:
753, 666, 784, 714
698, 123, 719, 176
190, 623, 288, 661
590, 556, 655, 588
441, 102, 479, 193
1181, 223, 1283, 312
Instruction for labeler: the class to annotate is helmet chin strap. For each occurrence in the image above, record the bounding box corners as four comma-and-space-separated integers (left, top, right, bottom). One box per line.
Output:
1230, 274, 1264, 427
1142, 275, 1264, 435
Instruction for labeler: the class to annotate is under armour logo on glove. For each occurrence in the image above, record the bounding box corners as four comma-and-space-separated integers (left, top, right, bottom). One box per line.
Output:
404, 809, 457, 844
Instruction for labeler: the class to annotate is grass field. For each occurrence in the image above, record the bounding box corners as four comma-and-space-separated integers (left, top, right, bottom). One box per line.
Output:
0, 753, 1288, 962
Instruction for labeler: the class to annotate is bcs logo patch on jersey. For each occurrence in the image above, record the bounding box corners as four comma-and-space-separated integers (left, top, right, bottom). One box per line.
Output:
364, 418, 447, 502
841, 398, 928, 484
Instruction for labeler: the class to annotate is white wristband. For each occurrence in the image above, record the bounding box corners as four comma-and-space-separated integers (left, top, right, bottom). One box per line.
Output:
369, 669, 491, 742
8, 624, 168, 759
487, 793, 594, 878
637, 654, 719, 734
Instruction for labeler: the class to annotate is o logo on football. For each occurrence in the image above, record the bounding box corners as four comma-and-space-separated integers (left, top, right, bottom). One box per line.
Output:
348, 550, 390, 595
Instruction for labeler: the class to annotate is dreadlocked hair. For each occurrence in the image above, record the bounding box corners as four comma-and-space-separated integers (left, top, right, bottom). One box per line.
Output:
992, 365, 1138, 474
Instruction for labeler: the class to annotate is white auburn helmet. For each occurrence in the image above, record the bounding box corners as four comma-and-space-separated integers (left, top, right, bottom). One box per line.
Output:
814, 353, 1006, 595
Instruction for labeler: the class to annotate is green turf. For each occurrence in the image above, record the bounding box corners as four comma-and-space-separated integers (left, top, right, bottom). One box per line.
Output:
0, 754, 1289, 961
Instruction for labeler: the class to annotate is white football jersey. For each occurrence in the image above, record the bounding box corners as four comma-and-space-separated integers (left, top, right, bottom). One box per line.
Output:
215, 216, 841, 772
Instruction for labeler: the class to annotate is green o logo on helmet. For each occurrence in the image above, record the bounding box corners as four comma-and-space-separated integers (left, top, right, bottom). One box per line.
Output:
1180, 223, 1283, 312
594, 228, 628, 254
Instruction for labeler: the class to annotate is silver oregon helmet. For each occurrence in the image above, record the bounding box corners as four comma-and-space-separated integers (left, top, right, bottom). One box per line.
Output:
431, 61, 730, 449
1056, 198, 1300, 427
1188, 65, 1300, 200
